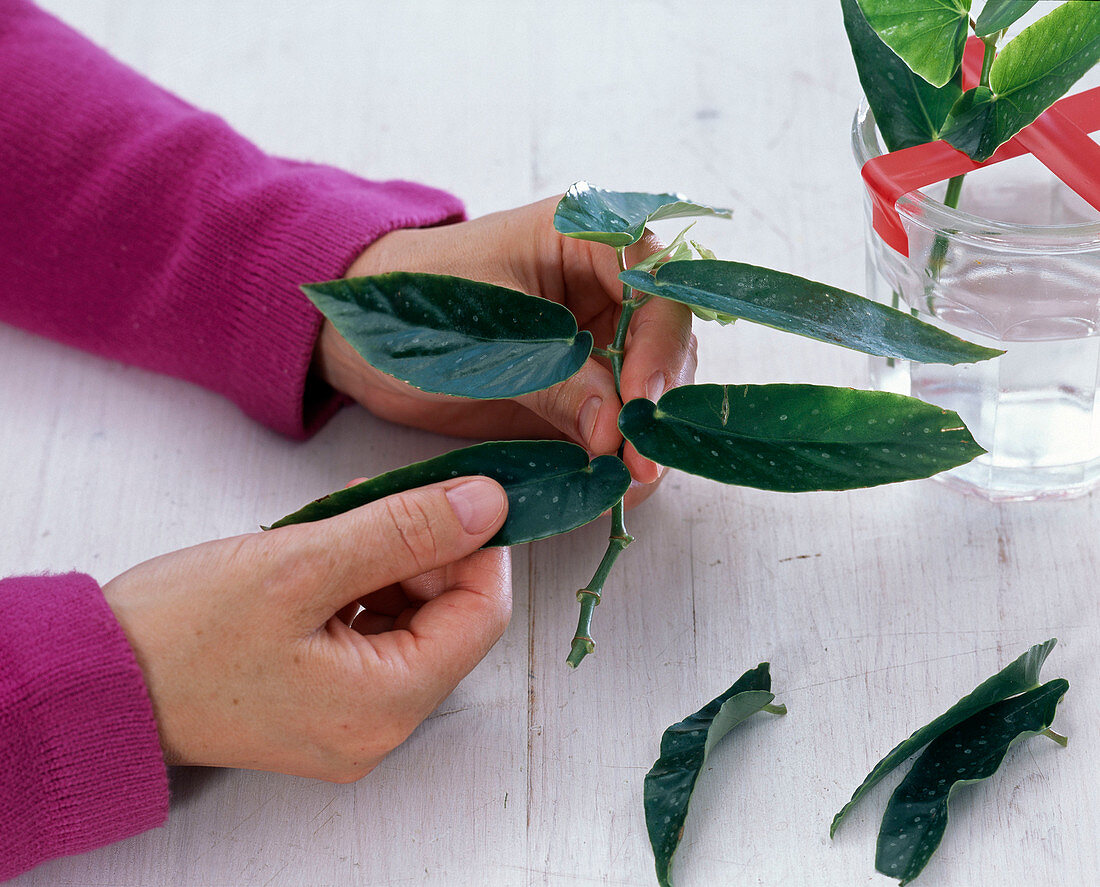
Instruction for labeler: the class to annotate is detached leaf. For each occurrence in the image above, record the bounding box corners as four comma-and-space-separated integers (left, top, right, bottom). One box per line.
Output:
973, 0, 1037, 37
876, 678, 1069, 885
618, 384, 985, 492
553, 182, 731, 248
855, 0, 971, 87
265, 441, 630, 547
942, 1, 1100, 160
302, 273, 592, 399
831, 638, 1057, 836
842, 0, 963, 150
644, 664, 785, 887
620, 261, 1002, 365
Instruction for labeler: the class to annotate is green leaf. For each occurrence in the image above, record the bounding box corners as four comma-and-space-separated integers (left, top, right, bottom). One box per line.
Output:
265, 440, 630, 547
831, 638, 1057, 836
552, 182, 732, 248
855, 0, 972, 87
301, 273, 592, 399
876, 678, 1069, 885
842, 0, 964, 151
973, 0, 1037, 37
619, 261, 1002, 365
942, 1, 1100, 161
629, 223, 698, 273
644, 664, 785, 887
618, 384, 986, 492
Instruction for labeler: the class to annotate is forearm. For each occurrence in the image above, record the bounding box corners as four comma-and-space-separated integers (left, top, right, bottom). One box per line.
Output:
0, 0, 463, 437
0, 573, 168, 880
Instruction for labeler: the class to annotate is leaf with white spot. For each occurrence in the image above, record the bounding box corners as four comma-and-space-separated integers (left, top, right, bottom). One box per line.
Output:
644, 663, 786, 887
832, 638, 1058, 836
264, 441, 630, 546
301, 273, 592, 399
618, 384, 986, 492
553, 182, 732, 248
619, 261, 1002, 364
876, 678, 1069, 885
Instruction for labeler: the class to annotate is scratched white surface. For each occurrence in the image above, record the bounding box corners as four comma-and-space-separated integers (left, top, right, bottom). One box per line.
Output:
3, 2, 1098, 885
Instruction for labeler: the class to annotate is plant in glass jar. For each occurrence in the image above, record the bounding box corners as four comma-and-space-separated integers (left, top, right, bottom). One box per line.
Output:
268, 182, 997, 667
843, 0, 1100, 500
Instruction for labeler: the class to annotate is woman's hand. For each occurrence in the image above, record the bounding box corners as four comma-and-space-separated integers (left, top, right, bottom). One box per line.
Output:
103, 477, 510, 782
313, 195, 698, 508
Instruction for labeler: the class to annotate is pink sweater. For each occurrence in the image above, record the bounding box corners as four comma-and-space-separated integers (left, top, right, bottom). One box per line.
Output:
0, 1, 463, 879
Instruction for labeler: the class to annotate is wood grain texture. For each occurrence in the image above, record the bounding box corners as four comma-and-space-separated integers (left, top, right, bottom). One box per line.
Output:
5, 1, 1097, 885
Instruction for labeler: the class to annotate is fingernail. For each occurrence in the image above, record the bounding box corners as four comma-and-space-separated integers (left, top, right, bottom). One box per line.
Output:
646, 372, 666, 402
579, 396, 602, 447
446, 478, 506, 535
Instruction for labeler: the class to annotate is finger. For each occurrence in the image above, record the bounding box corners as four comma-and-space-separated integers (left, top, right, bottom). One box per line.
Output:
620, 301, 698, 483
276, 476, 508, 623
512, 359, 622, 456
367, 546, 512, 705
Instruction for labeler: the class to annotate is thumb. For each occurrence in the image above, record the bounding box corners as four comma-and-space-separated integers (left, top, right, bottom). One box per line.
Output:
288, 476, 508, 624
513, 359, 622, 456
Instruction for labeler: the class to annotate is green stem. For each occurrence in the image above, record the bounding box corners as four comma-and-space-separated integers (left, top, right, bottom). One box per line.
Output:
924, 34, 994, 291
566, 498, 634, 668
1042, 727, 1068, 748
565, 246, 641, 668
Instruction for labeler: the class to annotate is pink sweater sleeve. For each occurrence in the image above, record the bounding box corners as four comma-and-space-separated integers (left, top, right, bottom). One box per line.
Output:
0, 0, 464, 438
0, 1, 466, 878
0, 574, 168, 881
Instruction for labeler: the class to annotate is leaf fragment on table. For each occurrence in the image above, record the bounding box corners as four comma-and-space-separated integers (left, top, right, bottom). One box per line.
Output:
644, 663, 786, 887
619, 261, 1002, 364
301, 273, 592, 399
264, 440, 630, 547
876, 678, 1069, 885
855, 0, 972, 87
942, 1, 1100, 160
842, 0, 963, 151
973, 0, 1037, 37
618, 384, 986, 492
830, 638, 1057, 836
553, 181, 731, 248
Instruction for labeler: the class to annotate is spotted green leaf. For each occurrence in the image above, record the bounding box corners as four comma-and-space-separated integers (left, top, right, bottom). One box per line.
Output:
942, 1, 1100, 161
618, 384, 985, 492
831, 638, 1057, 836
842, 0, 963, 151
265, 441, 630, 547
973, 0, 1037, 37
621, 261, 1001, 364
301, 273, 592, 399
644, 664, 785, 887
876, 678, 1069, 885
855, 0, 972, 87
552, 182, 732, 248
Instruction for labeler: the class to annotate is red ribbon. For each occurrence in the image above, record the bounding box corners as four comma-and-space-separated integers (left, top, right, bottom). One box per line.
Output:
862, 38, 1100, 256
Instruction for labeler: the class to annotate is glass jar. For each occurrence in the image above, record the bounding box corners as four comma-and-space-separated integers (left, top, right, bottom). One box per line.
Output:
853, 103, 1100, 501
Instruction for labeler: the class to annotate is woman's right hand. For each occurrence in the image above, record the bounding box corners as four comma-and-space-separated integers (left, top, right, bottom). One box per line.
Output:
103, 476, 511, 781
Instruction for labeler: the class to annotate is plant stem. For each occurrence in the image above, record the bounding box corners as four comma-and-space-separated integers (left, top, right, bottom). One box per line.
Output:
566, 497, 634, 668
1042, 727, 1068, 748
565, 246, 640, 668
925, 34, 995, 289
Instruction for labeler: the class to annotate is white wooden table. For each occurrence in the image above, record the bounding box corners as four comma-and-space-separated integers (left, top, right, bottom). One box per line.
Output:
5, 2, 1098, 885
